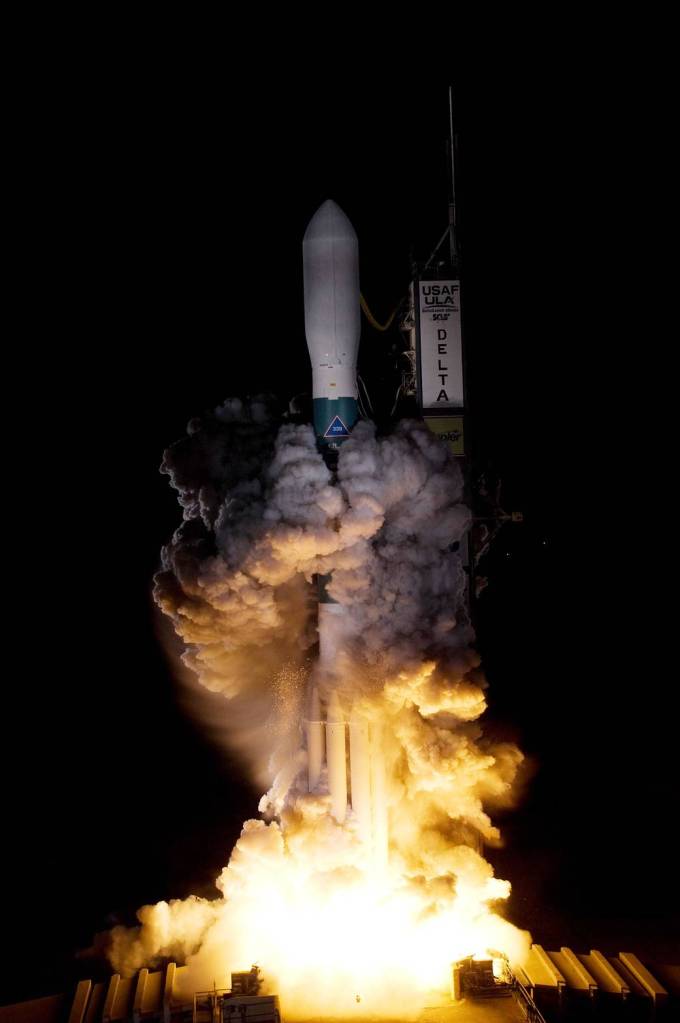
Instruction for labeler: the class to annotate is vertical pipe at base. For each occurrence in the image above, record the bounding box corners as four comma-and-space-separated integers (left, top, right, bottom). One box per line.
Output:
326, 690, 347, 822
349, 714, 373, 844
370, 723, 389, 870
307, 685, 324, 792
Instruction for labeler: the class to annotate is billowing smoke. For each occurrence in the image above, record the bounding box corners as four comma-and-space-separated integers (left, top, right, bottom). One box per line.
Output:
110, 399, 529, 1019
153, 397, 317, 788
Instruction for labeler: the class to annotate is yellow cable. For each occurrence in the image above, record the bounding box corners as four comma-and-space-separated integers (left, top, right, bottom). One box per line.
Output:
360, 293, 400, 332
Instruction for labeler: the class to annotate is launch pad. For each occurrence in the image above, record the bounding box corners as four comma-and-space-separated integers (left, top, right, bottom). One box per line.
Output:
2, 945, 677, 1022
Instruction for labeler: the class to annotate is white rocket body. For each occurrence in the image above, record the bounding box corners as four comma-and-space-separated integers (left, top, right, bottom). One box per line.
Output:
326, 691, 347, 824
302, 200, 386, 861
303, 199, 360, 405
306, 686, 324, 793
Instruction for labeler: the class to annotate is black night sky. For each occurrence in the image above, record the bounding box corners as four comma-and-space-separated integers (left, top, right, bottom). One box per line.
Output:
2, 59, 677, 1007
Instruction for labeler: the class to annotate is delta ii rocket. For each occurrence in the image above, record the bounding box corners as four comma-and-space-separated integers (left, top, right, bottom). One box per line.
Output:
302, 200, 388, 867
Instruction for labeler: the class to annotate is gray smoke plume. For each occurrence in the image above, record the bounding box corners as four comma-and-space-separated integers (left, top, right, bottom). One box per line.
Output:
109, 401, 529, 1019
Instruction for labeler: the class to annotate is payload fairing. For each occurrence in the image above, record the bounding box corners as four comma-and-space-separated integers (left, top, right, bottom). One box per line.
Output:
303, 200, 387, 866
303, 199, 360, 447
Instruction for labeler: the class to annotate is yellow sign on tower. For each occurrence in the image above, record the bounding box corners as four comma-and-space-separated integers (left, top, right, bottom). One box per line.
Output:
424, 415, 465, 457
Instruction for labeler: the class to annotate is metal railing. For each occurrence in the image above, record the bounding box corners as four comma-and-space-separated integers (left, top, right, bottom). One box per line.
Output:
509, 975, 550, 1023
193, 989, 229, 1023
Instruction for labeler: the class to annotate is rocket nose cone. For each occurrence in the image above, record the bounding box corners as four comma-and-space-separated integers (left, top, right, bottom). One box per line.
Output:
303, 199, 357, 244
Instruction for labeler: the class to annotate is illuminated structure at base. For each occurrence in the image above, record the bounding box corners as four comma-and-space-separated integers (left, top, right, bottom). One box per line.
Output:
2, 947, 676, 1022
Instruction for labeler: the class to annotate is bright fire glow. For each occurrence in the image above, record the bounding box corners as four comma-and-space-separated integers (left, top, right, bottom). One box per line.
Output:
203, 845, 529, 1019
110, 680, 531, 1019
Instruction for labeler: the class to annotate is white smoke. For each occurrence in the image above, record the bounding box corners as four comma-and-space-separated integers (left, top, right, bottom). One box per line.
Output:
110, 402, 530, 1019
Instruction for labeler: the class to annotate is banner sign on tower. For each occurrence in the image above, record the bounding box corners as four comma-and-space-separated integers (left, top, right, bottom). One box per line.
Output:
416, 280, 464, 411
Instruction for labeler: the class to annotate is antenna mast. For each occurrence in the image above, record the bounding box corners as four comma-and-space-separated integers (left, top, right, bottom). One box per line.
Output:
448, 85, 458, 268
